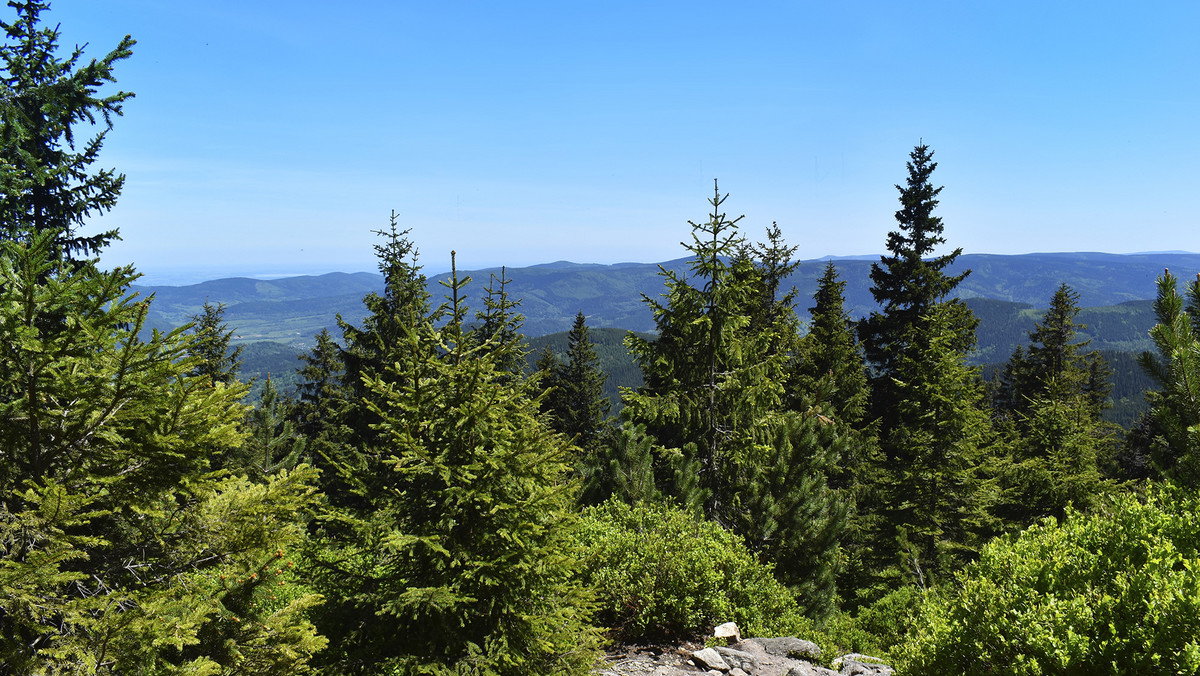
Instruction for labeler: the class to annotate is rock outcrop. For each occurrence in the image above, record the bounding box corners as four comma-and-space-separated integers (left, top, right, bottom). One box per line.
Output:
594, 623, 893, 676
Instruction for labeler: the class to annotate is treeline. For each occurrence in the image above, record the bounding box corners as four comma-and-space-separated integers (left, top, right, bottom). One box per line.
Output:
6, 3, 1200, 673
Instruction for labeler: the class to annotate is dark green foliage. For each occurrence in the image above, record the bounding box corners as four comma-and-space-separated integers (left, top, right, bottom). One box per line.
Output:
0, 0, 133, 258
526, 327, 647, 412
873, 304, 997, 586
542, 312, 612, 502
899, 490, 1200, 675
1138, 270, 1200, 486
310, 251, 599, 674
795, 260, 869, 427
576, 500, 808, 643
188, 300, 244, 386
859, 143, 975, 390
992, 284, 1115, 527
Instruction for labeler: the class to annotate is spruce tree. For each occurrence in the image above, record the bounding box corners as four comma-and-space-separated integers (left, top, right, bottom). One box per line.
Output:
543, 312, 612, 503
624, 183, 848, 612
310, 254, 599, 674
794, 260, 869, 427
856, 145, 993, 589
474, 266, 527, 376
0, 0, 133, 258
0, 231, 325, 673
858, 143, 976, 417
188, 300, 244, 386
992, 284, 1114, 526
1137, 270, 1200, 486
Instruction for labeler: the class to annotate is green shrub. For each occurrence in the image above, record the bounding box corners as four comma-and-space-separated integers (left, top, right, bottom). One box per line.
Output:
897, 490, 1200, 675
576, 500, 806, 642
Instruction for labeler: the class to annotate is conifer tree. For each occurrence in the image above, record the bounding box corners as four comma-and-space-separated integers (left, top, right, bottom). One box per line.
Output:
310, 253, 599, 674
0, 0, 133, 258
474, 266, 527, 376
992, 284, 1114, 526
856, 145, 993, 588
1137, 270, 1200, 486
625, 183, 848, 612
188, 300, 244, 386
794, 261, 869, 426
242, 375, 308, 479
858, 143, 976, 424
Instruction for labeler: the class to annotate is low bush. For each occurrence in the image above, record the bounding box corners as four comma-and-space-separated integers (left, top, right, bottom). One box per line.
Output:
575, 500, 806, 643
897, 489, 1200, 675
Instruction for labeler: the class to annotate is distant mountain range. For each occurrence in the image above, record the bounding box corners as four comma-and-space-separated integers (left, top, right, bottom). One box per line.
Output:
132, 252, 1200, 348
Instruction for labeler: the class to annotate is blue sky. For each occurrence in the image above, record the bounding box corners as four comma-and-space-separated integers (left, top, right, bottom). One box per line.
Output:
41, 1, 1200, 284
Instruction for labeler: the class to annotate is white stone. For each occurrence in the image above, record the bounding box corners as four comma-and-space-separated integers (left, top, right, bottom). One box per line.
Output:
714, 621, 742, 643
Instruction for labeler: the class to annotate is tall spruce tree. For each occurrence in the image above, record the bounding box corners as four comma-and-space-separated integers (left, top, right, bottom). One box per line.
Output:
309, 253, 599, 674
0, 0, 133, 258
794, 261, 868, 427
542, 312, 612, 504
857, 145, 994, 589
858, 143, 976, 412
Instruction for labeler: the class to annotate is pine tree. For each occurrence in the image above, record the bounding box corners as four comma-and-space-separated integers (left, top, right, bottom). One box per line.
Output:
0, 0, 133, 258
310, 254, 599, 674
1137, 270, 1200, 486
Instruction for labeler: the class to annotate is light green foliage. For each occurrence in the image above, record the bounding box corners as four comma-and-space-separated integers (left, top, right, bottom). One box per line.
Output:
1138, 270, 1200, 486
899, 490, 1200, 675
240, 375, 308, 479
0, 231, 326, 673
576, 500, 807, 643
310, 251, 600, 675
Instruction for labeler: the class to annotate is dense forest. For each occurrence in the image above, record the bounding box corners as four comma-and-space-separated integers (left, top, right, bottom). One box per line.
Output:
5, 3, 1200, 674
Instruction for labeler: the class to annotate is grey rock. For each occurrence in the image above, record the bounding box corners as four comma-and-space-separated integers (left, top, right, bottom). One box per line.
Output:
715, 646, 757, 672
832, 653, 893, 676
787, 664, 840, 676
691, 647, 731, 672
729, 669, 749, 676
742, 637, 822, 660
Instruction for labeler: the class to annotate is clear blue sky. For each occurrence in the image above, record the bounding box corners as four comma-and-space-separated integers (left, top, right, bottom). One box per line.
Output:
41, 1, 1200, 284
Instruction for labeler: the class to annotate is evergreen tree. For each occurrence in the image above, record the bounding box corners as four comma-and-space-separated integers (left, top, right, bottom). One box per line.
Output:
0, 230, 325, 673
874, 304, 997, 586
794, 260, 869, 427
856, 145, 993, 589
1137, 270, 1200, 486
474, 266, 527, 376
543, 312, 610, 475
310, 254, 599, 674
624, 183, 848, 612
188, 300, 243, 386
858, 143, 976, 418
0, 0, 133, 258
992, 284, 1114, 527
241, 375, 308, 479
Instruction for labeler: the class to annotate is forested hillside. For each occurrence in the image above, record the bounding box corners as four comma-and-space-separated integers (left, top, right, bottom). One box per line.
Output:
7, 5, 1200, 674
